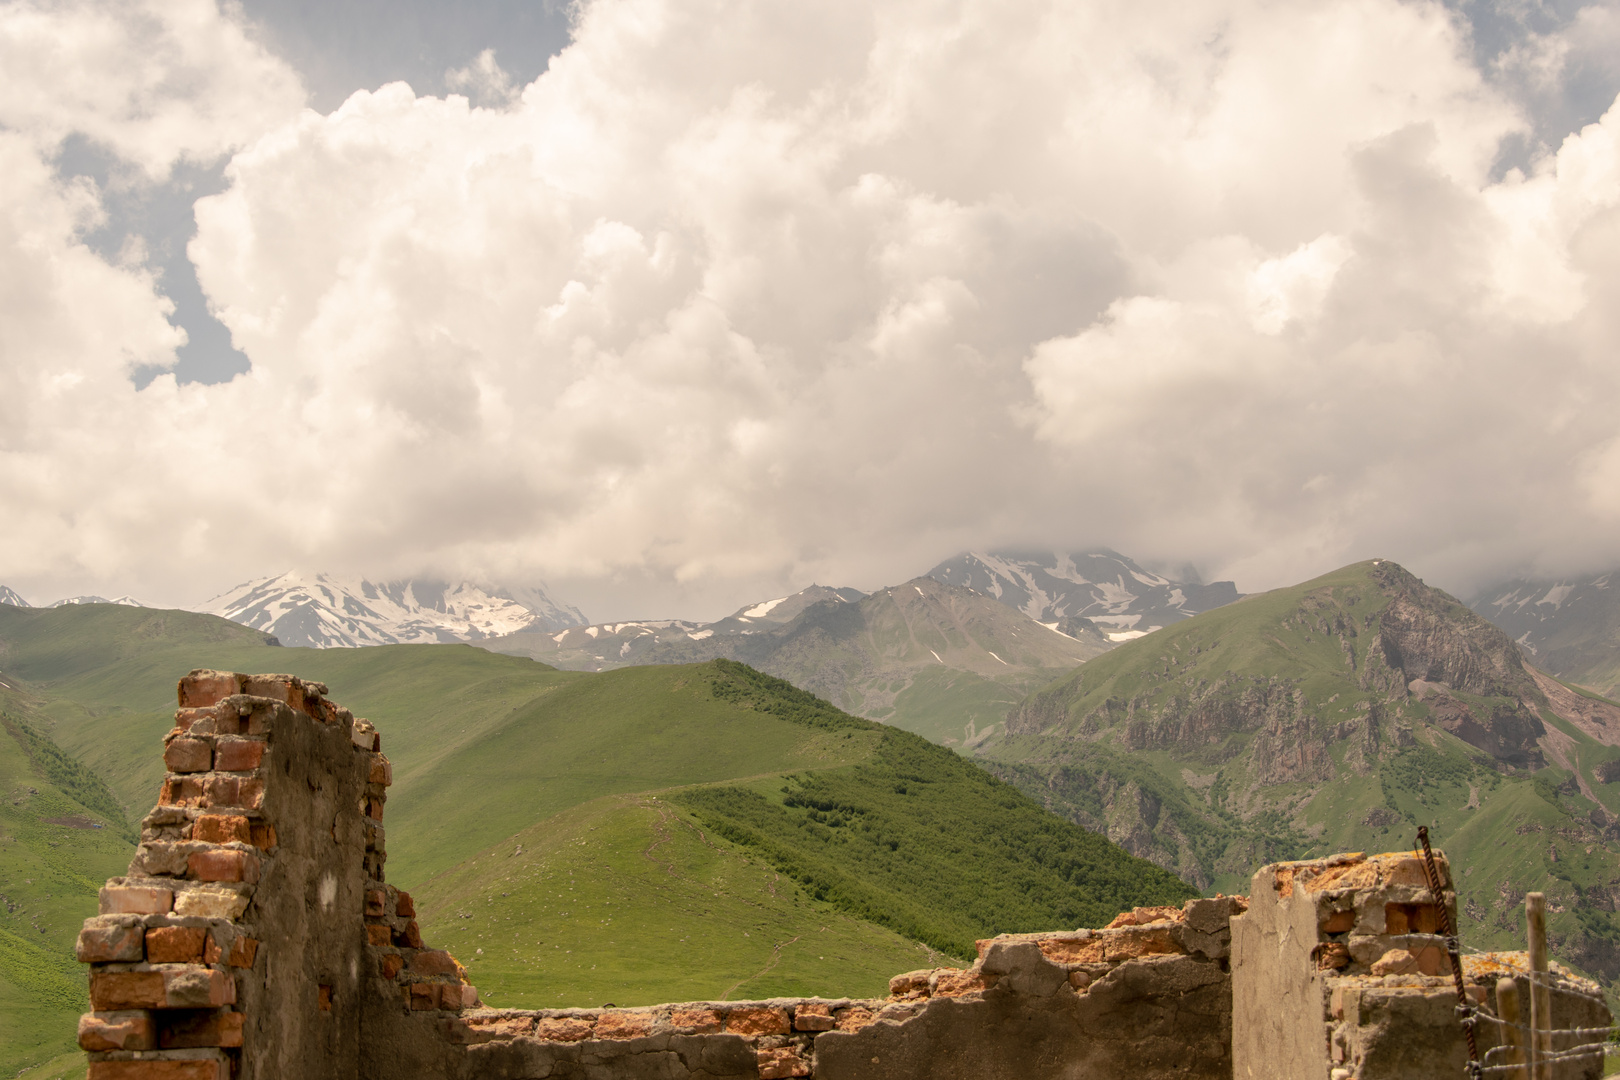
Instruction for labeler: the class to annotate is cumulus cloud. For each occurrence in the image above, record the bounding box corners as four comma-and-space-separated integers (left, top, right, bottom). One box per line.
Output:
1, 0, 1618, 615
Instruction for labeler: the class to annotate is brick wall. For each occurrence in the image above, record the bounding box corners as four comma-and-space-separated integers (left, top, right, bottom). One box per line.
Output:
71, 672, 1610, 1080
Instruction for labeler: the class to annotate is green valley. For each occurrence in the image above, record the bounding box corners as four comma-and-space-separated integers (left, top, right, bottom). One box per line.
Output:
0, 602, 1187, 1070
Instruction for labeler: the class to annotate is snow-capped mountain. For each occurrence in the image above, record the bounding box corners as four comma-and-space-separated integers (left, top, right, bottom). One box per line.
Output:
200, 572, 587, 649
49, 595, 145, 608
0, 586, 28, 607
925, 549, 1240, 639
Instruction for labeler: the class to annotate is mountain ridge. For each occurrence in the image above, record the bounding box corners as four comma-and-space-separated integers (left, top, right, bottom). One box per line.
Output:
979, 558, 1620, 1000
483, 576, 1110, 746
200, 571, 587, 649
925, 548, 1240, 639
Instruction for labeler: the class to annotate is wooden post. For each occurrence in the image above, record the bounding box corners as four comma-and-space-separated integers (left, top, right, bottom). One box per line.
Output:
1497, 977, 1528, 1080
1527, 892, 1551, 1080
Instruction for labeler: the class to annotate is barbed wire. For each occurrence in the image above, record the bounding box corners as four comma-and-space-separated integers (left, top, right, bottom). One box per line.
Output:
1464, 1006, 1614, 1041
1471, 1041, 1608, 1077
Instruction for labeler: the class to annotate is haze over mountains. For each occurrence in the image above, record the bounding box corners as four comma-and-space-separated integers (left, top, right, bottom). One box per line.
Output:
1470, 572, 1620, 700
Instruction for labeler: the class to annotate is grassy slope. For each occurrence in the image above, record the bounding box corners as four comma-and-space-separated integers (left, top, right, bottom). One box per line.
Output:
0, 685, 137, 1076
413, 795, 959, 1007
0, 605, 1190, 1064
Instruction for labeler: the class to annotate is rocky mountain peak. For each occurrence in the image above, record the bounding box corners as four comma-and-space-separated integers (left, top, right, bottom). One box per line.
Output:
926, 548, 1239, 639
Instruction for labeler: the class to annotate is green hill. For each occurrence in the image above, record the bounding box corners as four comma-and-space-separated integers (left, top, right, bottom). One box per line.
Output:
0, 603, 1189, 1063
485, 576, 1110, 748
979, 559, 1620, 1001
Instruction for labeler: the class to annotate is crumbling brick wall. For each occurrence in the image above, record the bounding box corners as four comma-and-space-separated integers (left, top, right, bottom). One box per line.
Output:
74, 670, 475, 1079
71, 671, 1610, 1080
1232, 852, 1610, 1080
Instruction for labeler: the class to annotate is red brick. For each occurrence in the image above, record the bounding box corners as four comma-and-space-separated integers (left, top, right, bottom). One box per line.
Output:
725, 1006, 790, 1035
1321, 910, 1355, 934
78, 1011, 155, 1051
178, 670, 242, 708
213, 738, 265, 772
89, 1060, 227, 1080
409, 950, 459, 977
90, 971, 167, 1010
369, 754, 393, 785
188, 848, 259, 884
365, 890, 387, 917
145, 926, 207, 964
163, 738, 212, 774
227, 936, 258, 969
191, 815, 251, 845
366, 798, 384, 821
380, 953, 404, 979
757, 1046, 811, 1079
793, 1002, 835, 1031
669, 1008, 723, 1033
410, 983, 436, 1010
159, 1008, 243, 1048
367, 924, 393, 946
77, 920, 145, 963
536, 1016, 595, 1041
250, 823, 277, 849
161, 966, 235, 1008
159, 776, 205, 808
396, 921, 424, 949
99, 886, 173, 916
396, 892, 415, 919
595, 1011, 650, 1039
173, 707, 212, 732
318, 984, 333, 1011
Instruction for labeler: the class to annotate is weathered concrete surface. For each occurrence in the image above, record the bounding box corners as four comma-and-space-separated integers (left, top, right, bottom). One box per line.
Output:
1234, 852, 1611, 1080
1232, 861, 1328, 1080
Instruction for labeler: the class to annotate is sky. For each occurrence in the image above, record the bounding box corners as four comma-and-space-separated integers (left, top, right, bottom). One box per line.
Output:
2, 0, 1619, 621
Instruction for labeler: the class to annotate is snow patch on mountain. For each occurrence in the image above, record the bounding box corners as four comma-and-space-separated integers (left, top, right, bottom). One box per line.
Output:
926, 548, 1239, 636
200, 572, 587, 649
0, 586, 29, 607
50, 595, 146, 608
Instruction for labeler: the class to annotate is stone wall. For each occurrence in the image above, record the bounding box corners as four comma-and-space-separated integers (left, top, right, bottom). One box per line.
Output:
72, 671, 1610, 1079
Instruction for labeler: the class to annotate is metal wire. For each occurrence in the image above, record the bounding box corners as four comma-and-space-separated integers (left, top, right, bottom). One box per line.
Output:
1418, 826, 1480, 1068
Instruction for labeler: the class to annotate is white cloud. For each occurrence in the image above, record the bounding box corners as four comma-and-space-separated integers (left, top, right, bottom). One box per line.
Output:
2, 0, 1619, 615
